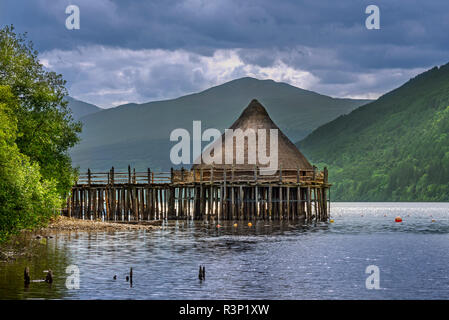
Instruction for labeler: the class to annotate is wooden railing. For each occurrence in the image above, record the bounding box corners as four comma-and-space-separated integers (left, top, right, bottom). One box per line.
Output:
75, 166, 328, 185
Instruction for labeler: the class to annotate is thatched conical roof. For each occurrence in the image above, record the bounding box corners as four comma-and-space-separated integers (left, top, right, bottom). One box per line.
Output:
192, 99, 312, 171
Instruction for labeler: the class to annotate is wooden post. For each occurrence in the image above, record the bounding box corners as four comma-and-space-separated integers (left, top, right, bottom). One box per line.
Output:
279, 186, 283, 220
231, 187, 235, 220
155, 189, 159, 220
255, 185, 259, 219
93, 189, 97, 220
268, 185, 272, 220
24, 267, 30, 286
307, 186, 312, 221
296, 186, 301, 219
239, 186, 244, 220
200, 184, 205, 220
196, 186, 202, 220
176, 187, 181, 219
140, 187, 145, 220
324, 167, 328, 184
87, 169, 92, 220
45, 270, 53, 284
187, 188, 191, 219
296, 167, 300, 184
223, 168, 227, 218
168, 186, 175, 219
67, 194, 72, 218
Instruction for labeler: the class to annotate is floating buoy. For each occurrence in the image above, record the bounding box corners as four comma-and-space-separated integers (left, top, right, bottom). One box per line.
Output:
329, 219, 334, 223
216, 224, 221, 228
395, 216, 402, 223
432, 219, 436, 223
248, 222, 252, 227
233, 223, 238, 227
383, 214, 387, 217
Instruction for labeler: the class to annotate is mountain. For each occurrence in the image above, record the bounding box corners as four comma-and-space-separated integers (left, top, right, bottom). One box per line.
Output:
71, 77, 370, 171
297, 64, 449, 201
66, 96, 101, 119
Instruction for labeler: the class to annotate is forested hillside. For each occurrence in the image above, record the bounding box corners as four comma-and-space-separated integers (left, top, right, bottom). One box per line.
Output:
298, 64, 449, 201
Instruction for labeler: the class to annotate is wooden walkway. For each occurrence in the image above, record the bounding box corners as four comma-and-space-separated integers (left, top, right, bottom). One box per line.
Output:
64, 166, 331, 222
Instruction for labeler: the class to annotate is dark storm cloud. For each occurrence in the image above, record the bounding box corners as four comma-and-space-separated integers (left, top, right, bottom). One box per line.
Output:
2, 0, 449, 106
3, 1, 449, 57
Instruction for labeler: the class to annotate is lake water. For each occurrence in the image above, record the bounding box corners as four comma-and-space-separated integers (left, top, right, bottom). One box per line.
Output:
1, 202, 449, 300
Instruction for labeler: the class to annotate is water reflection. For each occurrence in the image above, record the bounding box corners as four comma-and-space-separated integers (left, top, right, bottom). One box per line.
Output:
1, 202, 449, 299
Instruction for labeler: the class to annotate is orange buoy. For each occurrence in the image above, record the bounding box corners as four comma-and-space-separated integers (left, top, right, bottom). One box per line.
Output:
248, 222, 252, 227
233, 223, 238, 227
216, 224, 221, 228
432, 219, 436, 223
395, 216, 402, 223
329, 219, 334, 223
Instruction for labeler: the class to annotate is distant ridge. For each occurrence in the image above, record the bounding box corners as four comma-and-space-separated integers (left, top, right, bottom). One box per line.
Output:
66, 96, 101, 120
71, 77, 370, 171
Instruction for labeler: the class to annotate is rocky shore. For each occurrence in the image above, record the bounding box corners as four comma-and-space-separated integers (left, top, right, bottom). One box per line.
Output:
0, 216, 161, 262
39, 216, 160, 232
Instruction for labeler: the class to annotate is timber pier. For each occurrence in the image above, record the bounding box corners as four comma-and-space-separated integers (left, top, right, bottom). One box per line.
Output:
64, 165, 330, 222
64, 99, 332, 222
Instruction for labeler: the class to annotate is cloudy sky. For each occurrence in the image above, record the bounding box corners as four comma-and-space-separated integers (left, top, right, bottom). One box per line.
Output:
2, 0, 449, 108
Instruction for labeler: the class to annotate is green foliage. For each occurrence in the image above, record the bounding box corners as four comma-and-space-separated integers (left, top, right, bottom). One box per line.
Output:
0, 26, 81, 242
298, 64, 449, 201
0, 25, 81, 197
0, 85, 60, 242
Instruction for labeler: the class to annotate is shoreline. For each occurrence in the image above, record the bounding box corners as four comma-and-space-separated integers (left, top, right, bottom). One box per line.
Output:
0, 216, 161, 262
39, 216, 161, 232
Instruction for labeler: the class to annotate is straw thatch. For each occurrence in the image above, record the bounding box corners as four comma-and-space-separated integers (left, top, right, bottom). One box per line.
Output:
192, 99, 312, 171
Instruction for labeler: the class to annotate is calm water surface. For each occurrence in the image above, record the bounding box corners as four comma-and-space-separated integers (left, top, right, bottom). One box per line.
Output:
1, 202, 449, 299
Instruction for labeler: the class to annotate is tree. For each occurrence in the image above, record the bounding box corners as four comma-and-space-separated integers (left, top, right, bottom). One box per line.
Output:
0, 85, 60, 242
0, 25, 81, 197
0, 25, 81, 242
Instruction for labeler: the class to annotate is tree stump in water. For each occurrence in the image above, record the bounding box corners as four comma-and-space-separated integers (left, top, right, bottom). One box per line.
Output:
45, 270, 53, 284
24, 267, 30, 286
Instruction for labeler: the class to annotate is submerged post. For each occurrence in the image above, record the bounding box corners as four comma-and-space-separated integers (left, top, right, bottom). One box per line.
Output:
24, 267, 30, 286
